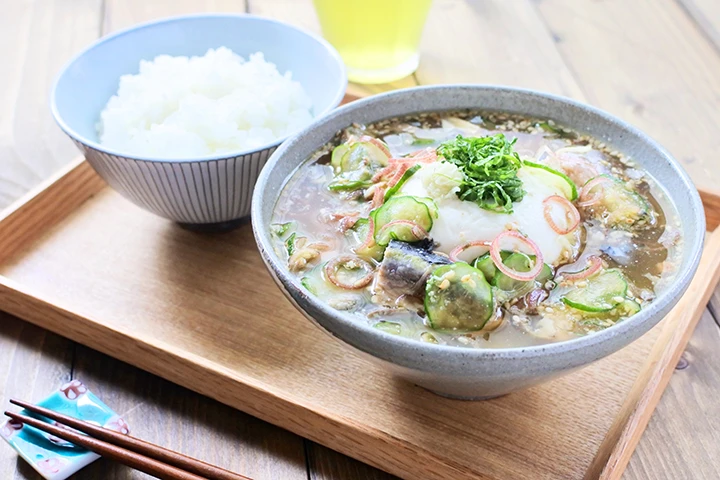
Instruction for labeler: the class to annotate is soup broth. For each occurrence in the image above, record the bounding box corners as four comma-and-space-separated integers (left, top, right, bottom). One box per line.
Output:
271, 111, 682, 348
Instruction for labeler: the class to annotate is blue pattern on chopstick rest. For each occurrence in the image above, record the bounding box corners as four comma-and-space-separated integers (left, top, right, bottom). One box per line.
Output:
0, 380, 129, 480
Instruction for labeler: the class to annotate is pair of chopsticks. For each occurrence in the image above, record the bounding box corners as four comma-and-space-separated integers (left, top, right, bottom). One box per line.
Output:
5, 399, 251, 480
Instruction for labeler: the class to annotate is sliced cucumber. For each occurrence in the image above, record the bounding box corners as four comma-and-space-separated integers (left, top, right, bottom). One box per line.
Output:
619, 298, 641, 316
536, 121, 577, 140
384, 164, 421, 201
347, 218, 385, 261
488, 253, 552, 292
493, 253, 532, 291
415, 196, 439, 219
328, 179, 373, 191
329, 142, 390, 189
523, 160, 578, 201
301, 264, 362, 310
536, 263, 554, 285
285, 232, 297, 256
491, 253, 553, 304
425, 263, 494, 331
472, 251, 510, 283
330, 144, 350, 171
411, 136, 436, 146
372, 196, 434, 246
270, 221, 294, 239
473, 253, 498, 283
373, 321, 402, 335
340, 142, 389, 173
300, 277, 316, 295
562, 269, 629, 312
300, 264, 332, 296
589, 174, 654, 228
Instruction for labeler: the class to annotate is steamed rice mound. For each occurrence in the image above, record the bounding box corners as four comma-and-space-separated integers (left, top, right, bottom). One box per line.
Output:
97, 47, 313, 158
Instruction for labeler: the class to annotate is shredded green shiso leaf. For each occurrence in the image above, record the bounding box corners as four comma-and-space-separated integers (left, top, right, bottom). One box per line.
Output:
437, 133, 525, 213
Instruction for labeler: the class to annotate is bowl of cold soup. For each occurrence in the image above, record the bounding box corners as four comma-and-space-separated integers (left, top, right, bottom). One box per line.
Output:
252, 85, 704, 399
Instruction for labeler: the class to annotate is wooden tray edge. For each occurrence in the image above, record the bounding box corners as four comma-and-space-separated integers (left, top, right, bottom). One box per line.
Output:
0, 159, 105, 264
2, 118, 720, 480
0, 278, 473, 480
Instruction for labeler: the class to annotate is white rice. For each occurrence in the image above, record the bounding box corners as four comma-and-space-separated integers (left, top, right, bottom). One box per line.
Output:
97, 47, 313, 158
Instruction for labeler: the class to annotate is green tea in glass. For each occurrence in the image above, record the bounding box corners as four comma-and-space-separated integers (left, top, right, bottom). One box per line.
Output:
313, 0, 432, 84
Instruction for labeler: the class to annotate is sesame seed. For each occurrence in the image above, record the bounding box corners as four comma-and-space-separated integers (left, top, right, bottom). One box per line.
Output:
442, 270, 456, 281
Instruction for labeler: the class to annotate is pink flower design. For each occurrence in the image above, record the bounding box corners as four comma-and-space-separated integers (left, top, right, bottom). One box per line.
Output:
47, 422, 75, 447
59, 380, 87, 400
104, 416, 130, 435
0, 419, 23, 439
37, 457, 67, 474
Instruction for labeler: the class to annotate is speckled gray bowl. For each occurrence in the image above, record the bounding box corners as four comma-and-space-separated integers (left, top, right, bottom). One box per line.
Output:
251, 85, 705, 399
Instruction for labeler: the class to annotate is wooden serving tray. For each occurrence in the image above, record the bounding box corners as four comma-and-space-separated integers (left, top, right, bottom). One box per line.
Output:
1, 148, 720, 480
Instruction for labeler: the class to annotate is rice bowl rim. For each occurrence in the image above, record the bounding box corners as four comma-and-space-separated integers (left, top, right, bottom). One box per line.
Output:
50, 13, 348, 163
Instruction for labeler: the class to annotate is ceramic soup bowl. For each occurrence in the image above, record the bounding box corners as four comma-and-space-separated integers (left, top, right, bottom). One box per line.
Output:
251, 85, 704, 399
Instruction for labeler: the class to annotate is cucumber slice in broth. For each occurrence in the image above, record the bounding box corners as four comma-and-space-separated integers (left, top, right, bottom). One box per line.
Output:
340, 142, 389, 173
425, 263, 494, 331
473, 253, 499, 283
330, 144, 349, 171
384, 164, 421, 201
590, 175, 654, 228
372, 196, 434, 246
562, 269, 629, 312
347, 218, 384, 261
522, 161, 578, 201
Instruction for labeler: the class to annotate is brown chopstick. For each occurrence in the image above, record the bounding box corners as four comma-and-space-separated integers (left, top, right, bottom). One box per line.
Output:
7, 400, 250, 480
5, 411, 204, 480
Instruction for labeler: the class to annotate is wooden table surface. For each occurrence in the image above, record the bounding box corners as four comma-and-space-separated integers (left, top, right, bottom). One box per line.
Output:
1, 0, 720, 478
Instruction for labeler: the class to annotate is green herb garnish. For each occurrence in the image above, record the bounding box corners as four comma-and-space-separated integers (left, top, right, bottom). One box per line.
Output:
437, 134, 525, 213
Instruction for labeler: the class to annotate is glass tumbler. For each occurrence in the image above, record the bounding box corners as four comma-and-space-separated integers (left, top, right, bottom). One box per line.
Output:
313, 0, 433, 84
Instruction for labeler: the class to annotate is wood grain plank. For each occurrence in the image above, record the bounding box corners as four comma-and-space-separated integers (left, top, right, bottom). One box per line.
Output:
416, 0, 585, 98
307, 444, 396, 480
0, 313, 74, 480
70, 345, 307, 480
676, 0, 720, 53
534, 0, 720, 193
0, 159, 105, 265
0, 0, 102, 210
625, 309, 720, 480
102, 0, 246, 33
709, 283, 720, 323
700, 189, 720, 232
